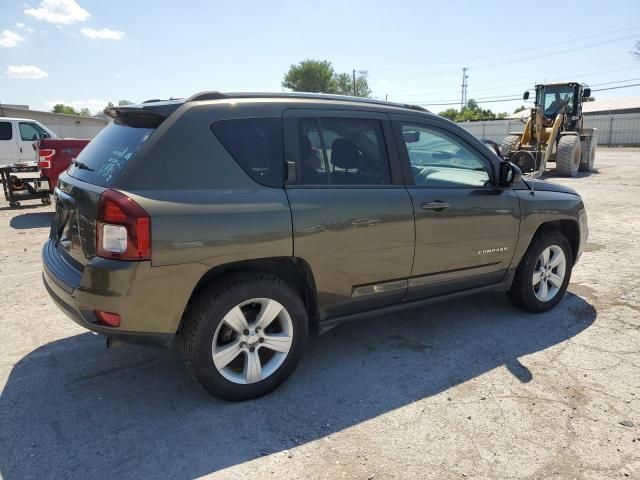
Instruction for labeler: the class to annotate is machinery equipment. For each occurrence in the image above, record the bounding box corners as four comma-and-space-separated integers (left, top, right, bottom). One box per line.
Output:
500, 82, 597, 177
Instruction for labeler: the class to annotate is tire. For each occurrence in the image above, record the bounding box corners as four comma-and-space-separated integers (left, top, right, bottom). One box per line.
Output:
555, 135, 581, 177
579, 138, 596, 172
507, 231, 573, 313
181, 272, 309, 401
500, 135, 521, 157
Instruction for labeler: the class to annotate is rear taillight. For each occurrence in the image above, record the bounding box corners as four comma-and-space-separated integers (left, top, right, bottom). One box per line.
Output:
38, 149, 56, 169
96, 189, 151, 261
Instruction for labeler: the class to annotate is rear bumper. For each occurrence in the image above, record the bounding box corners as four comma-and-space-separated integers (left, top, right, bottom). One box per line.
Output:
41, 240, 203, 347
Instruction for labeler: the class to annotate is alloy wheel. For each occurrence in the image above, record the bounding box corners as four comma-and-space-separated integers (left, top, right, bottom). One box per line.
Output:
211, 298, 293, 384
533, 245, 566, 302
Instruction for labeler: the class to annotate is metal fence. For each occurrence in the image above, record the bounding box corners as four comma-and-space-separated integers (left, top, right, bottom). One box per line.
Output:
458, 112, 640, 146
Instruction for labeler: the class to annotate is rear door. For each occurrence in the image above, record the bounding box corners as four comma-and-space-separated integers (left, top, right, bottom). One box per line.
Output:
392, 116, 520, 299
0, 121, 20, 166
284, 109, 415, 319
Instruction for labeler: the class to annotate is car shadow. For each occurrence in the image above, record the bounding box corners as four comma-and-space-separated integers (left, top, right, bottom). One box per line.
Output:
9, 212, 54, 229
0, 291, 595, 479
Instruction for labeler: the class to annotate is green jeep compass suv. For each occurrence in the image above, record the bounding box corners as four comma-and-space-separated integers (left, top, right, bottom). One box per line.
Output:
42, 92, 588, 400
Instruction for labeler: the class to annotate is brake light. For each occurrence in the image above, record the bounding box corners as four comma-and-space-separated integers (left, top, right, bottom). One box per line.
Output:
96, 189, 151, 260
38, 149, 56, 169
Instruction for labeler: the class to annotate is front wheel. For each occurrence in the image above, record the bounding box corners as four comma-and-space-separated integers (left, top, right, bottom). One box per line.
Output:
181, 273, 308, 401
508, 231, 573, 313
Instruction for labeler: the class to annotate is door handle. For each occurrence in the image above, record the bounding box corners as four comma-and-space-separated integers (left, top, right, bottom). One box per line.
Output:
421, 201, 450, 211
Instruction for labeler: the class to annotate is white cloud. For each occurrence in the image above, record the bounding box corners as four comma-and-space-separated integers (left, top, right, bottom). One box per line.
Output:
25, 0, 90, 24
44, 98, 108, 114
16, 22, 26, 28
0, 30, 25, 48
6, 65, 49, 79
80, 27, 125, 40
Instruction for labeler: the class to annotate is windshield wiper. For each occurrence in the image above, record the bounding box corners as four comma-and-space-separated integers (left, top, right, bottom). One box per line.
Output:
71, 159, 94, 171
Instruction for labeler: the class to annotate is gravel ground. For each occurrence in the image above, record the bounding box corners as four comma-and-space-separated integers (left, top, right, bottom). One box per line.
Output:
1, 148, 639, 480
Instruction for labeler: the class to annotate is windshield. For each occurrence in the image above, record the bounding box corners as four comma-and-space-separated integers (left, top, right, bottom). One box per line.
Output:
67, 122, 154, 186
537, 85, 576, 118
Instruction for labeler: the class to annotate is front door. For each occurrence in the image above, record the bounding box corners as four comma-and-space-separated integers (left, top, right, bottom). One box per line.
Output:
393, 118, 520, 299
284, 109, 415, 319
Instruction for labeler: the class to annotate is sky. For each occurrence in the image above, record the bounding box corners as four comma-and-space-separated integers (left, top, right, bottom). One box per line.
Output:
1, 0, 640, 115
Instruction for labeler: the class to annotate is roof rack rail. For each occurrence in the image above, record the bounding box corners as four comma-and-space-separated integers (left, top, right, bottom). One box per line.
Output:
185, 91, 429, 113
186, 91, 228, 102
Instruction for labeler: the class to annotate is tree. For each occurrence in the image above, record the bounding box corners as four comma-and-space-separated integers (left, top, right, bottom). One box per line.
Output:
118, 99, 134, 106
438, 99, 508, 122
51, 104, 80, 115
333, 70, 371, 97
282, 59, 372, 98
105, 101, 115, 108
438, 108, 458, 121
282, 59, 336, 93
583, 96, 595, 102
634, 40, 640, 60
513, 105, 527, 114
79, 107, 91, 116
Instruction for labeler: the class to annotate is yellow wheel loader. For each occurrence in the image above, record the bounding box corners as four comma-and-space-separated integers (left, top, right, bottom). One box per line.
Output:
500, 82, 597, 178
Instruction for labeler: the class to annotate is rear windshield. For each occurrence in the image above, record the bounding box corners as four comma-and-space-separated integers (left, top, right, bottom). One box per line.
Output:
67, 122, 154, 186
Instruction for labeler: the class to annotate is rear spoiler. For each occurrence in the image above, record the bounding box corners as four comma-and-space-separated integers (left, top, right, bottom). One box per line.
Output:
104, 100, 183, 127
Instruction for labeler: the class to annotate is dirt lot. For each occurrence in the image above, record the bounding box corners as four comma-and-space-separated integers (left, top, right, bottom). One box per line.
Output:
1, 148, 639, 480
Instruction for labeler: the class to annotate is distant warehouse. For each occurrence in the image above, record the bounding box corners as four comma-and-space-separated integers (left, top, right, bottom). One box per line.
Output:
0, 104, 107, 139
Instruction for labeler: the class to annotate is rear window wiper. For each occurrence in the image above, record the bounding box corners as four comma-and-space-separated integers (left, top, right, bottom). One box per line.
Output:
71, 159, 94, 171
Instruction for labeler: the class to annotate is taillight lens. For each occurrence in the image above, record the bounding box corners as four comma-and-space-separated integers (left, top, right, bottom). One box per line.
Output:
38, 149, 56, 169
96, 189, 151, 260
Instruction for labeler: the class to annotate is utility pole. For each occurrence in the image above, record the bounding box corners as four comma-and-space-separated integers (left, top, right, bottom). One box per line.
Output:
352, 69, 357, 96
460, 67, 468, 111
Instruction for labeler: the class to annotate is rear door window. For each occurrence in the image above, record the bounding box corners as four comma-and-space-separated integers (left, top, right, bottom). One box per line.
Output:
67, 123, 155, 186
211, 117, 283, 187
295, 117, 391, 185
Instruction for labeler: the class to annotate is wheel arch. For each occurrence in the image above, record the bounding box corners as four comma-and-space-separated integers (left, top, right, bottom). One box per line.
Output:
530, 220, 580, 263
178, 257, 319, 334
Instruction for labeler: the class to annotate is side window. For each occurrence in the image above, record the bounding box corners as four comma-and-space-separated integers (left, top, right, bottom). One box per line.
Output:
0, 122, 12, 141
399, 124, 491, 188
296, 117, 391, 186
19, 122, 40, 141
211, 117, 283, 188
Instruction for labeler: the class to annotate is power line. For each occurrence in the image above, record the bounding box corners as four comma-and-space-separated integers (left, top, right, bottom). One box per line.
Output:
593, 82, 640, 91
387, 67, 640, 100
368, 25, 640, 72
385, 34, 640, 82
412, 82, 640, 107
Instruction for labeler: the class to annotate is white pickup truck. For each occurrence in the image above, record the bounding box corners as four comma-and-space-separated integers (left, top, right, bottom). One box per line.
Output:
0, 117, 58, 167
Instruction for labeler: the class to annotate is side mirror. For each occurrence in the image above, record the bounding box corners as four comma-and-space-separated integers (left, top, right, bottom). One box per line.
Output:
523, 91, 530, 100
582, 88, 591, 98
498, 161, 523, 187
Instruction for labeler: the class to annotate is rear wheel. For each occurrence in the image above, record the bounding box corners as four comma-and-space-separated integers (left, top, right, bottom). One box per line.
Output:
556, 135, 581, 177
579, 138, 596, 172
508, 231, 573, 313
181, 273, 308, 401
500, 135, 521, 157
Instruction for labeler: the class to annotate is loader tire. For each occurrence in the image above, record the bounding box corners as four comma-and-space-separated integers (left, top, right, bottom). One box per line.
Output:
555, 135, 581, 177
500, 135, 521, 158
579, 138, 596, 172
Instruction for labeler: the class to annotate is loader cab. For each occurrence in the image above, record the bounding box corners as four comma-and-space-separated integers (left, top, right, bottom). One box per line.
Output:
535, 83, 579, 119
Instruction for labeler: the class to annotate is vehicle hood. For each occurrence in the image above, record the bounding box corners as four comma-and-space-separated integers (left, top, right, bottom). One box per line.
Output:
523, 178, 580, 196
